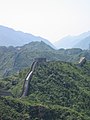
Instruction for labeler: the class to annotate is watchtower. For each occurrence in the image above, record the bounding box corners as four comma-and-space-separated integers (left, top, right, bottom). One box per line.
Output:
34, 58, 46, 63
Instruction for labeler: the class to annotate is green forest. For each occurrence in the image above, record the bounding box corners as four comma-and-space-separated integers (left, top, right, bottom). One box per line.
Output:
0, 41, 90, 78
0, 60, 90, 120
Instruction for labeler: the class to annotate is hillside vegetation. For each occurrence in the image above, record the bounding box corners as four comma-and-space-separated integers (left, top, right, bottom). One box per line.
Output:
0, 41, 90, 78
0, 61, 90, 119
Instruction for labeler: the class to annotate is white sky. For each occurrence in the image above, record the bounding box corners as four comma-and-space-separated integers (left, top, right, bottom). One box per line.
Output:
0, 0, 90, 43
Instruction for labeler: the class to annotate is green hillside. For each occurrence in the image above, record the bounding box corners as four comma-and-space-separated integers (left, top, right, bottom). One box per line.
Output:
0, 61, 90, 119
0, 41, 90, 78
28, 61, 90, 118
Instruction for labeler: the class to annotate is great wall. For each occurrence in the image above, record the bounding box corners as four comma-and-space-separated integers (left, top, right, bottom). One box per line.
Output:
21, 58, 46, 97
0, 57, 86, 97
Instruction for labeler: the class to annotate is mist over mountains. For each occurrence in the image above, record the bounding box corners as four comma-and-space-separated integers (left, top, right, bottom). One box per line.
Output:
0, 25, 90, 50
0, 25, 55, 48
54, 31, 90, 49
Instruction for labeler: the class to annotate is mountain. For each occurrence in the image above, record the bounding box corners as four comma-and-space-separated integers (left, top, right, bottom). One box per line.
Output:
0, 41, 54, 77
0, 41, 61, 77
74, 36, 90, 49
54, 35, 77, 49
0, 25, 55, 48
0, 41, 90, 78
54, 31, 90, 49
0, 61, 90, 119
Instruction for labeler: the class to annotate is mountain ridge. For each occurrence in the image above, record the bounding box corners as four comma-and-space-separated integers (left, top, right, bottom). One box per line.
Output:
0, 25, 55, 48
54, 31, 90, 49
0, 41, 90, 78
74, 36, 90, 49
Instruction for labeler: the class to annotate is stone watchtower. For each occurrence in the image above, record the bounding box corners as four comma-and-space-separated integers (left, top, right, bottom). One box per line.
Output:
34, 58, 46, 63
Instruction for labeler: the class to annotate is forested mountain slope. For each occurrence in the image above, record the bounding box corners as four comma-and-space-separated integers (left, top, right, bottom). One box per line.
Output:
0, 41, 90, 78
0, 61, 90, 119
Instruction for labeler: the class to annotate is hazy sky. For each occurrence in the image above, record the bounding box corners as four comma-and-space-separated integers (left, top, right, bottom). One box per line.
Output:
0, 0, 90, 43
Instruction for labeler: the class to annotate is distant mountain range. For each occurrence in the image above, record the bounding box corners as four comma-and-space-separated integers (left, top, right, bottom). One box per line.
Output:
0, 25, 55, 48
74, 36, 90, 49
0, 25, 90, 49
54, 31, 90, 49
